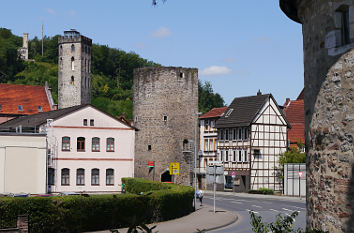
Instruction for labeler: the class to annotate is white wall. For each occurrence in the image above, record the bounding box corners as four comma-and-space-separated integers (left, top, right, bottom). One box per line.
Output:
47, 106, 135, 193
0, 134, 46, 194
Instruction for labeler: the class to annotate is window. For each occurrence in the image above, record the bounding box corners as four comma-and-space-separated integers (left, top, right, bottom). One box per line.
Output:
244, 149, 248, 162
225, 108, 233, 118
76, 169, 85, 185
337, 6, 350, 45
210, 139, 214, 152
83, 119, 87, 126
225, 150, 229, 162
106, 169, 114, 185
60, 45, 63, 55
163, 115, 168, 122
71, 44, 75, 52
254, 149, 261, 159
18, 105, 23, 111
204, 139, 208, 151
90, 119, 94, 126
77, 137, 85, 151
238, 150, 242, 162
88, 60, 91, 73
244, 128, 249, 140
210, 120, 215, 131
71, 57, 75, 70
238, 128, 242, 140
71, 76, 75, 85
220, 150, 224, 162
220, 129, 224, 140
233, 129, 237, 140
205, 120, 209, 131
61, 168, 70, 185
92, 137, 100, 152
225, 129, 229, 140
91, 169, 99, 185
59, 57, 63, 69
179, 72, 184, 78
62, 137, 70, 151
106, 138, 114, 152
233, 150, 236, 162
38, 106, 42, 112
148, 145, 152, 151
48, 168, 54, 185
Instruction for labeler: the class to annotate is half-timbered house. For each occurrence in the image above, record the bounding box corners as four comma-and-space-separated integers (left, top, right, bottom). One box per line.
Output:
216, 92, 290, 193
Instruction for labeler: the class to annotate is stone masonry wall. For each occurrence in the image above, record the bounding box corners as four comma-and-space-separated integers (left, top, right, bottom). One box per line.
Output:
58, 34, 91, 109
133, 67, 198, 186
296, 1, 354, 232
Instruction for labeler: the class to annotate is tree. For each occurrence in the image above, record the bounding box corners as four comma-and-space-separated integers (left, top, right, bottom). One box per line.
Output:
198, 81, 225, 113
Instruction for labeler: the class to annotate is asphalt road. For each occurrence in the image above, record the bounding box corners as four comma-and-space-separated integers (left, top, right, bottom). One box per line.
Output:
203, 192, 306, 233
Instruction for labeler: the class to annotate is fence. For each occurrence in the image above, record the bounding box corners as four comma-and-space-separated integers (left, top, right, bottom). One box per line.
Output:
284, 163, 306, 197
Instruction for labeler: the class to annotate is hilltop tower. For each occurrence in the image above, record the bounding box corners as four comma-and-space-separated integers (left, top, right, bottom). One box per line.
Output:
18, 33, 28, 60
133, 66, 198, 186
280, 1, 354, 232
58, 30, 92, 109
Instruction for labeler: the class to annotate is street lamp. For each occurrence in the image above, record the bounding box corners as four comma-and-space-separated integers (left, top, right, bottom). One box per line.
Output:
194, 112, 202, 210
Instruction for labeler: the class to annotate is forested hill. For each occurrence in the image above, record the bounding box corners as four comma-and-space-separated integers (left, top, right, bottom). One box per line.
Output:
0, 28, 224, 119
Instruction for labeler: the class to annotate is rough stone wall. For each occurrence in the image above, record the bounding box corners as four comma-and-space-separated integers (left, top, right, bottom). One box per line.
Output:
296, 1, 354, 232
58, 34, 91, 109
133, 67, 198, 186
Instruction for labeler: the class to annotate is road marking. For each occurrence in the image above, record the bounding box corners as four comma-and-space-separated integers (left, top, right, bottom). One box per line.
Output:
289, 205, 306, 210
269, 209, 279, 212
252, 205, 262, 208
231, 201, 243, 204
246, 209, 259, 214
282, 208, 294, 212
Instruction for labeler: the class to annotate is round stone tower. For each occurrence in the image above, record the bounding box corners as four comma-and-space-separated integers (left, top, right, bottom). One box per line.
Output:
58, 30, 92, 109
280, 1, 354, 232
133, 66, 198, 186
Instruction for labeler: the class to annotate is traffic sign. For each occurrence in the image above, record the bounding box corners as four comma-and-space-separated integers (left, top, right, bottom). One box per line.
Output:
298, 171, 304, 178
148, 161, 155, 168
170, 163, 180, 175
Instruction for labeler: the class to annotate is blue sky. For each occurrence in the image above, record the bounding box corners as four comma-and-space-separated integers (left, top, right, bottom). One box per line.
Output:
1, 0, 303, 105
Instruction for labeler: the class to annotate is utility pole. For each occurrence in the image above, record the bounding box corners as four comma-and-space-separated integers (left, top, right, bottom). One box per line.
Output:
41, 23, 44, 56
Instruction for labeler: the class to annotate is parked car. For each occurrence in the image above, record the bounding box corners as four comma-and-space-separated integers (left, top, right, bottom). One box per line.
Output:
12, 193, 29, 197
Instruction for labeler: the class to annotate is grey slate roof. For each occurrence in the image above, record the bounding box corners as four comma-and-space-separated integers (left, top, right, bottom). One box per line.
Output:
216, 94, 270, 128
0, 104, 136, 130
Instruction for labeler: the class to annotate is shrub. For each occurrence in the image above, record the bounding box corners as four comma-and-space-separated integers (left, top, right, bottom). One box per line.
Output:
248, 188, 274, 195
0, 178, 194, 233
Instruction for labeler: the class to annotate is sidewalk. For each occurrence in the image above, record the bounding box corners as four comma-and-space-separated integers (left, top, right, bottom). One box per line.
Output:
90, 204, 238, 233
203, 190, 306, 203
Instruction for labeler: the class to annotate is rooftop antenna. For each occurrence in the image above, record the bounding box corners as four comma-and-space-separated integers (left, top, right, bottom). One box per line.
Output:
41, 23, 44, 56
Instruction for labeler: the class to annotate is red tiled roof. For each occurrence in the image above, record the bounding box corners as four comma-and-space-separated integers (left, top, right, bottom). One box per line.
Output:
0, 84, 52, 115
284, 99, 305, 144
200, 107, 227, 119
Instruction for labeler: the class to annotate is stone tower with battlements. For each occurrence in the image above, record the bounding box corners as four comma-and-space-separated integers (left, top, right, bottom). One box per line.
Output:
133, 66, 198, 186
280, 1, 354, 232
58, 30, 92, 109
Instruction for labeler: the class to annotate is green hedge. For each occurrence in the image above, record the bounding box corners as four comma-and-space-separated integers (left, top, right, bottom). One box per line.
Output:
248, 187, 274, 195
0, 178, 194, 233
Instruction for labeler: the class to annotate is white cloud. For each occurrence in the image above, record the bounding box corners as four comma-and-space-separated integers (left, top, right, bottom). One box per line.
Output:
150, 27, 171, 38
46, 8, 55, 15
200, 66, 232, 76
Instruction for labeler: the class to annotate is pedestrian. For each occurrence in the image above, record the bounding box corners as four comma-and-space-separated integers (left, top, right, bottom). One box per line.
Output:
198, 189, 204, 206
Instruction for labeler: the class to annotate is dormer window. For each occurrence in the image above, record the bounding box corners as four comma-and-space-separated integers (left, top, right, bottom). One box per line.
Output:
18, 105, 23, 111
38, 106, 42, 112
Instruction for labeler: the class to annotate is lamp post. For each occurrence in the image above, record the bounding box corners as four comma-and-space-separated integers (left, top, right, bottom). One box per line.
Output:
194, 112, 202, 210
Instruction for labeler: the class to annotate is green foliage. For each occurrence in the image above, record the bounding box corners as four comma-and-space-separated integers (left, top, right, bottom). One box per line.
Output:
249, 210, 328, 233
279, 147, 306, 168
0, 28, 25, 83
199, 81, 225, 113
122, 177, 171, 194
248, 188, 274, 195
0, 178, 194, 233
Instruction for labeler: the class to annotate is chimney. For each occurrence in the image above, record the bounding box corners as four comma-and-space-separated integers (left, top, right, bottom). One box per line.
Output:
257, 89, 262, 96
284, 98, 291, 107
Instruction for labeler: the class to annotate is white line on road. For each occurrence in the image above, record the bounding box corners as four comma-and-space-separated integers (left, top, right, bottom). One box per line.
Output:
289, 205, 306, 210
231, 201, 243, 204
269, 209, 279, 212
246, 209, 259, 214
252, 205, 262, 208
282, 208, 294, 212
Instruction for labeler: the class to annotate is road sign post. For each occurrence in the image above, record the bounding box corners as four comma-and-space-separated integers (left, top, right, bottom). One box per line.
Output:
148, 161, 155, 181
298, 171, 303, 199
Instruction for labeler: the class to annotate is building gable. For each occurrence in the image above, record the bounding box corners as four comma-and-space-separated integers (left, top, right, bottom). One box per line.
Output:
253, 96, 288, 126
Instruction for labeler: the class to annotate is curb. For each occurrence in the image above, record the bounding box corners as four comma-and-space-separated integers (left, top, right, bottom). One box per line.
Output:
194, 211, 239, 233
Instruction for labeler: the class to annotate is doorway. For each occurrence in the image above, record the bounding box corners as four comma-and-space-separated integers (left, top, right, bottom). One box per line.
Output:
161, 170, 172, 182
